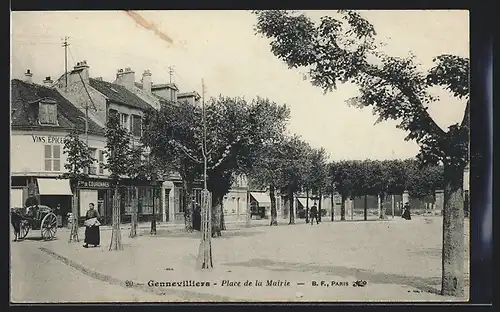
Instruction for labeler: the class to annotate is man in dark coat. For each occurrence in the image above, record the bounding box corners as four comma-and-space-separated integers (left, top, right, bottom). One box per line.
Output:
310, 203, 319, 225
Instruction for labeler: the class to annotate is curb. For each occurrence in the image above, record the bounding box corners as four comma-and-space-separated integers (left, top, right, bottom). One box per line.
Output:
39, 247, 241, 302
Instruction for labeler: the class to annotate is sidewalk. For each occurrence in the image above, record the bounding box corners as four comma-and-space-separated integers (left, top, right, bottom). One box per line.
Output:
41, 217, 468, 302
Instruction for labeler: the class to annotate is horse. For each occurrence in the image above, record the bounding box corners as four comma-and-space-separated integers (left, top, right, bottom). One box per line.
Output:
10, 208, 22, 242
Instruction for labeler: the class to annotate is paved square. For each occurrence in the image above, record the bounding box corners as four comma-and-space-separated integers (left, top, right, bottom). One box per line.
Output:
11, 216, 469, 302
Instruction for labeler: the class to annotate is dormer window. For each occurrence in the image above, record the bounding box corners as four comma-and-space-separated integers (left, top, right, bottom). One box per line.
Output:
39, 100, 58, 125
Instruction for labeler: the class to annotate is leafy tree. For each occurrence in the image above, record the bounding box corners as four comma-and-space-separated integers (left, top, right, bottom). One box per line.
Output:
142, 101, 202, 232
128, 144, 168, 236
275, 135, 312, 225
405, 159, 444, 199
61, 128, 95, 191
246, 98, 291, 226
143, 96, 272, 237
104, 112, 132, 251
328, 160, 362, 220
61, 128, 95, 242
253, 10, 469, 296
306, 147, 328, 221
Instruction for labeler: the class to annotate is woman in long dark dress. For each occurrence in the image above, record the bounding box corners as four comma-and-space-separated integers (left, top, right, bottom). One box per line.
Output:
83, 203, 101, 248
402, 202, 412, 220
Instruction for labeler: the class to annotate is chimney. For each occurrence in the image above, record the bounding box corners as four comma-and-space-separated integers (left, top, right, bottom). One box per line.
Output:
69, 60, 90, 85
115, 67, 135, 89
142, 69, 152, 93
43, 76, 53, 87
24, 69, 33, 83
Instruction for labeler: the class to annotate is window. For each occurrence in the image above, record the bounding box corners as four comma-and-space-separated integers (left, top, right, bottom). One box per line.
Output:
120, 113, 129, 132
131, 115, 142, 137
88, 148, 97, 174
98, 150, 104, 174
44, 145, 61, 171
139, 188, 155, 214
39, 103, 57, 125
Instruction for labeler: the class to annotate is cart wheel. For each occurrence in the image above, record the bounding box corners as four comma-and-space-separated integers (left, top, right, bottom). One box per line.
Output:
41, 213, 58, 240
19, 220, 30, 239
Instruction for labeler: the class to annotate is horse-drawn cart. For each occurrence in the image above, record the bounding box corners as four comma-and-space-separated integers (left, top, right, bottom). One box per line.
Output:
11, 205, 58, 240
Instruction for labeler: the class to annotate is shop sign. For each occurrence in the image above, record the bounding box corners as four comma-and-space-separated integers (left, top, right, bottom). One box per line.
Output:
31, 135, 65, 144
77, 180, 110, 189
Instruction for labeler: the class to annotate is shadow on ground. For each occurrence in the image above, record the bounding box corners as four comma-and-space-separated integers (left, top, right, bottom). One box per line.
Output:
138, 229, 265, 240
224, 258, 442, 295
15, 237, 59, 242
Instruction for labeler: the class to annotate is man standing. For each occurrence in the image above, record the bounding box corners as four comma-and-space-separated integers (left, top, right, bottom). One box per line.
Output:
310, 202, 319, 225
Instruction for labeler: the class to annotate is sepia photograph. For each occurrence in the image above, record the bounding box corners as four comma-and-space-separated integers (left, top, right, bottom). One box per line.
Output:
10, 10, 470, 303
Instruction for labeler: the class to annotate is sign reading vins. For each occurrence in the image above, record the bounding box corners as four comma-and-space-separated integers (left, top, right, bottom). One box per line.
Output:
31, 135, 65, 144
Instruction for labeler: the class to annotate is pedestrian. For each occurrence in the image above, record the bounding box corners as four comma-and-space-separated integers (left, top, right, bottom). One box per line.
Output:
193, 202, 201, 231
55, 204, 63, 227
402, 202, 412, 220
310, 202, 319, 225
83, 202, 101, 248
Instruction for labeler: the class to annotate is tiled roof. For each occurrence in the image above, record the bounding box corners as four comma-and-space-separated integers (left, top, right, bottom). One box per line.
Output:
10, 79, 105, 135
89, 78, 152, 110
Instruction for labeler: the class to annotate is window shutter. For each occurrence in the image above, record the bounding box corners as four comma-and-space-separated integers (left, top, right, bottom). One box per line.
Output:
39, 104, 47, 123
49, 104, 57, 124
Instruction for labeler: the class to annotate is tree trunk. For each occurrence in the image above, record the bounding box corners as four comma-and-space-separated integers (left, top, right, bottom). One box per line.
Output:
129, 187, 138, 238
305, 188, 309, 223
391, 195, 395, 218
150, 187, 157, 235
109, 187, 123, 251
441, 163, 465, 297
211, 195, 222, 237
331, 190, 334, 221
269, 184, 278, 226
288, 188, 295, 225
220, 200, 226, 231
318, 190, 322, 222
246, 191, 251, 228
379, 194, 387, 219
351, 196, 355, 220
363, 194, 368, 221
183, 180, 194, 232
340, 194, 346, 221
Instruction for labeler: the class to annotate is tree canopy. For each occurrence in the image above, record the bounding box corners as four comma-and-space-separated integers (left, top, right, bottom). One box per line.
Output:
253, 10, 469, 177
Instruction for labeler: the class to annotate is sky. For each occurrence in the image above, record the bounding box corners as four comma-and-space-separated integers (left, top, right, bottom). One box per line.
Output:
11, 10, 469, 161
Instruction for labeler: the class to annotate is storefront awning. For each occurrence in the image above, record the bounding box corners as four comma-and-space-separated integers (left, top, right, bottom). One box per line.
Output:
37, 178, 73, 196
250, 192, 271, 205
297, 197, 307, 207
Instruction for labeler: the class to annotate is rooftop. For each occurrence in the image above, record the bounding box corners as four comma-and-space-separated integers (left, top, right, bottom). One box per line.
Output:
11, 79, 104, 135
89, 78, 153, 111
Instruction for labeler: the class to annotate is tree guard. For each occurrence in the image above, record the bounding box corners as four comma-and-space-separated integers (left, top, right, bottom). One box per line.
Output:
109, 188, 123, 251
197, 189, 213, 270
68, 193, 79, 243
129, 187, 138, 238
